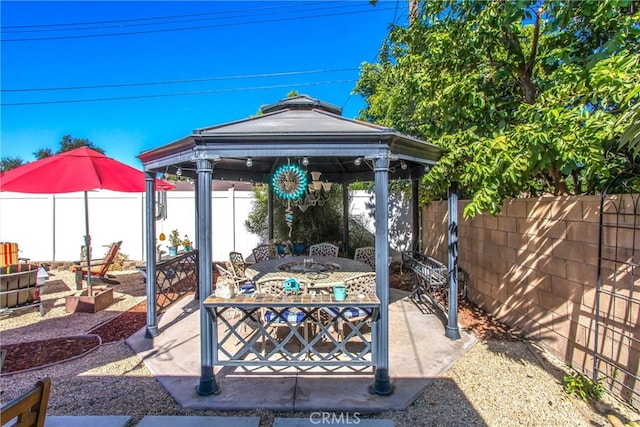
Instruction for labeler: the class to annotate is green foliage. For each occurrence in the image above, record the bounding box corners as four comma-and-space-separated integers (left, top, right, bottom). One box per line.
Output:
244, 184, 343, 245
275, 186, 343, 244
355, 0, 640, 217
57, 135, 105, 154
33, 148, 53, 160
347, 215, 375, 258
168, 229, 181, 247
0, 156, 24, 172
563, 367, 605, 402
244, 185, 270, 239
618, 101, 640, 159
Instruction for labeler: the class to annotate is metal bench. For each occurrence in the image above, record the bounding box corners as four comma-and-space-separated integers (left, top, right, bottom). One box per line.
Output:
402, 251, 468, 313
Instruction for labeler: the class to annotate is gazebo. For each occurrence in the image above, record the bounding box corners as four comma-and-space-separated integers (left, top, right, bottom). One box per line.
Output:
137, 95, 459, 396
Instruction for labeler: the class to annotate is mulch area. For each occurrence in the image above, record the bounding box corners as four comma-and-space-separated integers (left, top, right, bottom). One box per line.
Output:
1, 264, 519, 374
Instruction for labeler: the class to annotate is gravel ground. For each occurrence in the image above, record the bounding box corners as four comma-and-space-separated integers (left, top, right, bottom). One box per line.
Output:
1, 269, 638, 426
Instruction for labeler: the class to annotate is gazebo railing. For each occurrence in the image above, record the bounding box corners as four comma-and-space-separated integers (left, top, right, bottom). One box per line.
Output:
203, 294, 380, 367
137, 250, 198, 312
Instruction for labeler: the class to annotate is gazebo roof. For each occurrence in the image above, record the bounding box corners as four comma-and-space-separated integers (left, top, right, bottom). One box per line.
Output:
138, 95, 442, 183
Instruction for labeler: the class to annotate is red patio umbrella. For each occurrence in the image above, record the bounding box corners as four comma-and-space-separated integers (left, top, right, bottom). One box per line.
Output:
0, 147, 174, 293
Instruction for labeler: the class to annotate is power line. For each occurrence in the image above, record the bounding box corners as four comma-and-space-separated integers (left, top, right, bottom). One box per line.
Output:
1, 2, 360, 34
2, 5, 397, 42
1, 1, 317, 30
2, 68, 358, 93
1, 79, 358, 106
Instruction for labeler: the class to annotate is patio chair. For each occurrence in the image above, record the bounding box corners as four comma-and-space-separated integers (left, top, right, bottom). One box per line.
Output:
228, 251, 248, 278
215, 263, 247, 293
309, 242, 339, 258
0, 376, 51, 427
70, 241, 122, 289
252, 244, 275, 262
323, 272, 376, 341
255, 276, 311, 354
354, 246, 375, 269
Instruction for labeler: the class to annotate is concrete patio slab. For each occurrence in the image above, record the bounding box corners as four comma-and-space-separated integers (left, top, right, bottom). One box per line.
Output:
127, 289, 476, 412
45, 415, 132, 427
137, 415, 260, 427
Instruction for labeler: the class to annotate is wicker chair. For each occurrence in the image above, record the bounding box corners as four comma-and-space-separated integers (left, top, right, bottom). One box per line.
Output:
228, 251, 248, 278
252, 244, 275, 262
215, 263, 247, 293
354, 246, 375, 269
324, 272, 376, 340
309, 242, 339, 258
255, 276, 310, 354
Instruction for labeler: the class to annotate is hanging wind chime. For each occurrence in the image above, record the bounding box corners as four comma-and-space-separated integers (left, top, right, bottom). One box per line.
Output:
272, 162, 308, 238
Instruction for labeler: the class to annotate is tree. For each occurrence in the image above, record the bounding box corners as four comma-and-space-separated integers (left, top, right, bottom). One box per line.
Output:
244, 184, 343, 245
31, 135, 105, 161
0, 157, 24, 172
57, 135, 105, 154
33, 148, 53, 160
355, 0, 640, 217
3, 136, 105, 173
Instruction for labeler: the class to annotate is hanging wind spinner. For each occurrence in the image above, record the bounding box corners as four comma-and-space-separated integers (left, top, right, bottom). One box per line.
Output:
272, 163, 308, 237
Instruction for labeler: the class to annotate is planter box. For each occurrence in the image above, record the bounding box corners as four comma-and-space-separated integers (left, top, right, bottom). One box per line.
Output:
65, 287, 114, 313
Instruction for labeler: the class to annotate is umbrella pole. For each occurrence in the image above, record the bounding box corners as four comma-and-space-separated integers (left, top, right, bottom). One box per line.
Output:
84, 191, 92, 295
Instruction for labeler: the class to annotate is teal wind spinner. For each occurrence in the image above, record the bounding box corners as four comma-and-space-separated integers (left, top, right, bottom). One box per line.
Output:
272, 163, 308, 237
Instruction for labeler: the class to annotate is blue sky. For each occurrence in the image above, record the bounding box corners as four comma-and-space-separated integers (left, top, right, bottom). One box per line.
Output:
1, 1, 406, 168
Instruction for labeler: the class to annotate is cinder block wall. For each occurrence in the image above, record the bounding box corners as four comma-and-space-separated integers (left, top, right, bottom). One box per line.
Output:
421, 195, 639, 400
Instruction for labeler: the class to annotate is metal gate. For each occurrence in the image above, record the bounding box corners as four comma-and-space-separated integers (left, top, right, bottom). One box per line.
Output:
595, 176, 640, 408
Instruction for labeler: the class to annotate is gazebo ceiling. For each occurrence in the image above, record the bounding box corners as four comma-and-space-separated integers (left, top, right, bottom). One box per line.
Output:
138, 95, 442, 183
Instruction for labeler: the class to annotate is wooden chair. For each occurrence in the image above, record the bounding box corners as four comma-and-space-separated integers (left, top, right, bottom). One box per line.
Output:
1, 376, 51, 427
252, 244, 275, 262
71, 241, 122, 289
354, 246, 375, 269
309, 242, 339, 258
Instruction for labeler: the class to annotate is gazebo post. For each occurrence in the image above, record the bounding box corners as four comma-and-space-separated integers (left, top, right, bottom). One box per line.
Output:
144, 172, 158, 338
196, 157, 220, 396
268, 184, 274, 242
370, 154, 394, 396
193, 179, 200, 300
342, 183, 349, 254
411, 176, 420, 252
446, 182, 461, 339
194, 179, 199, 249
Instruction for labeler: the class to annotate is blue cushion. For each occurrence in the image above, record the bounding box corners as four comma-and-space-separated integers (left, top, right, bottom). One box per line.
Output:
240, 284, 255, 294
322, 306, 371, 319
264, 309, 306, 324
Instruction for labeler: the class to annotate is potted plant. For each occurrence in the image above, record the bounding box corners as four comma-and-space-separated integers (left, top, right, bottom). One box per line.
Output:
182, 234, 193, 251
167, 229, 181, 256
155, 240, 165, 261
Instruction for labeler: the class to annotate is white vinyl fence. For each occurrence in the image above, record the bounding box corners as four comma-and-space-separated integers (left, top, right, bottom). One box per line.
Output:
0, 189, 397, 263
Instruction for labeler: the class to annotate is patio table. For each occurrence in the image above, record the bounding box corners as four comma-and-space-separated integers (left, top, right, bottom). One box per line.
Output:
244, 256, 373, 290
